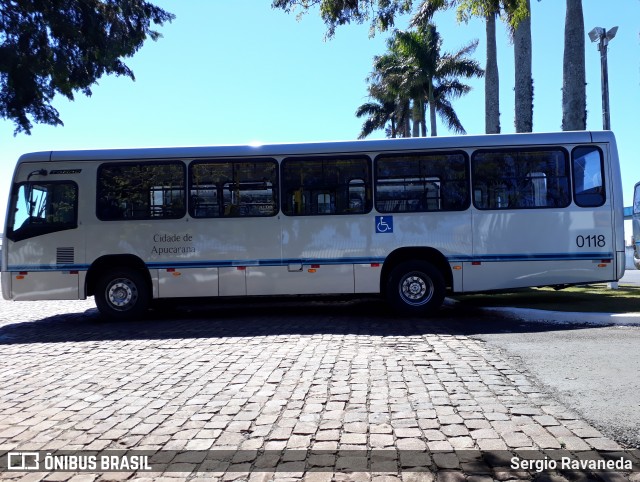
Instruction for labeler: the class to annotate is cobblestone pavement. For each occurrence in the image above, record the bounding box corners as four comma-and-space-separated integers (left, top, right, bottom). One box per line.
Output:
0, 295, 637, 481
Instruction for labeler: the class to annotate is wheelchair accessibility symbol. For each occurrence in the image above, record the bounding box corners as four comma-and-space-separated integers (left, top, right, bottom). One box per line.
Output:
375, 216, 393, 233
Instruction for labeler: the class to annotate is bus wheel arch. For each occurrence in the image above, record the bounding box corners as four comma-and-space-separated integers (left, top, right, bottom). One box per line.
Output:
86, 255, 152, 320
381, 248, 451, 315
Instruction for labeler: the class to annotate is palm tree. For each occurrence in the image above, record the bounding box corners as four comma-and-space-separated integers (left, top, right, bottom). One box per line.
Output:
412, 0, 531, 134
412, 0, 500, 133
358, 25, 483, 138
484, 7, 501, 134
561, 0, 586, 130
355, 84, 411, 138
396, 25, 484, 136
511, 0, 532, 132
356, 49, 413, 138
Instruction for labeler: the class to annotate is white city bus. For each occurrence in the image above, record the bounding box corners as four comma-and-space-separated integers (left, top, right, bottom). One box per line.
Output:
1, 131, 625, 319
633, 181, 640, 269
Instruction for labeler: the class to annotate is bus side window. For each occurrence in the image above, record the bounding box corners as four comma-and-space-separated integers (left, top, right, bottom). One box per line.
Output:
97, 162, 186, 221
375, 152, 468, 213
472, 149, 570, 210
98, 195, 124, 219
189, 160, 278, 218
572, 146, 605, 207
317, 193, 335, 214
281, 156, 372, 216
348, 179, 365, 213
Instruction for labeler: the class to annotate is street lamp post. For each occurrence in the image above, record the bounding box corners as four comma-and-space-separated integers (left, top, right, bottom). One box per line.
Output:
588, 26, 618, 130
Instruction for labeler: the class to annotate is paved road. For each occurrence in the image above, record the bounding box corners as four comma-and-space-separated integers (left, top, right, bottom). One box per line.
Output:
475, 325, 640, 449
470, 270, 640, 449
0, 295, 638, 480
620, 269, 640, 286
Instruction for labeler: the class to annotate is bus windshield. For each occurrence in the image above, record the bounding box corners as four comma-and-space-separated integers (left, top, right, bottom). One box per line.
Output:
7, 181, 78, 242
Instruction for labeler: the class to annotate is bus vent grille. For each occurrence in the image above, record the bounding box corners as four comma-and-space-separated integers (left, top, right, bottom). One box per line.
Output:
56, 247, 75, 265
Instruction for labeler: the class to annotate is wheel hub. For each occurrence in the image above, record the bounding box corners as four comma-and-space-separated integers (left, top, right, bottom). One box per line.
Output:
399, 273, 434, 306
403, 276, 426, 299
107, 279, 137, 309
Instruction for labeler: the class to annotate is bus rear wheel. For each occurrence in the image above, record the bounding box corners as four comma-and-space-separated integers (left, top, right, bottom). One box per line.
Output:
386, 261, 445, 316
95, 268, 150, 320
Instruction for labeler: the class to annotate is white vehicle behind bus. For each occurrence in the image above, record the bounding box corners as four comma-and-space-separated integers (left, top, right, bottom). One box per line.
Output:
633, 181, 640, 269
1, 131, 625, 320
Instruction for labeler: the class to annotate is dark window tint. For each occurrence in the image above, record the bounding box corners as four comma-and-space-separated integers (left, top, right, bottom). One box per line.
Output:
189, 160, 278, 217
375, 152, 469, 212
97, 162, 185, 220
282, 156, 372, 216
7, 181, 78, 242
572, 146, 605, 207
472, 149, 570, 209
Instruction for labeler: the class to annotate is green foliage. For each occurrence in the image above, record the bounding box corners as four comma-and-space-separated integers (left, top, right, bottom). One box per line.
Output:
272, 0, 414, 37
357, 24, 483, 138
0, 0, 175, 135
411, 0, 528, 30
272, 0, 529, 37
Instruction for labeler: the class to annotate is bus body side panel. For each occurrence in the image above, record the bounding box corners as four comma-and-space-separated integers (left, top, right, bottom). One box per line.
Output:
246, 264, 356, 295
354, 264, 383, 293
466, 140, 618, 292
279, 211, 472, 295
380, 211, 472, 293
590, 132, 625, 278
8, 269, 79, 301
277, 216, 367, 295
158, 267, 219, 298
85, 215, 282, 299
1, 272, 10, 300
605, 140, 625, 280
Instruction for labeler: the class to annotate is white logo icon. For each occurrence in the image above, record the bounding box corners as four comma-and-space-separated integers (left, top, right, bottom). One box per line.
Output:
7, 452, 39, 470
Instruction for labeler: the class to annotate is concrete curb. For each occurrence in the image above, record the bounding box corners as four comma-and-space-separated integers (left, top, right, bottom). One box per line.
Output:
479, 306, 640, 326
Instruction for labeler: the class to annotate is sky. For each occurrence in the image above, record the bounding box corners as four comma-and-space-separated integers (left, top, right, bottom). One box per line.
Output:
1, 0, 639, 235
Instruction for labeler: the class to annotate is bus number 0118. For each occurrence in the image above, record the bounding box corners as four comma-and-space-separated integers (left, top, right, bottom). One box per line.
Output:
576, 234, 606, 248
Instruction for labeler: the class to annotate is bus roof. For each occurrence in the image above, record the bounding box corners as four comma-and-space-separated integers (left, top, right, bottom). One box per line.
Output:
15, 131, 613, 165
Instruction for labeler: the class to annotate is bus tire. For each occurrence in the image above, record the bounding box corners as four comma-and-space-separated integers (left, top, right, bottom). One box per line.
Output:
386, 261, 445, 316
95, 268, 150, 320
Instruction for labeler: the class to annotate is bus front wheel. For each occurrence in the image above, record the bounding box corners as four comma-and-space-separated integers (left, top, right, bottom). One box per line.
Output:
386, 261, 445, 316
95, 269, 150, 320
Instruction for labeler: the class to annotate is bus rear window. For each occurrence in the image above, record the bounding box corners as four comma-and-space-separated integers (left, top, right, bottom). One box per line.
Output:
7, 181, 78, 242
572, 146, 605, 207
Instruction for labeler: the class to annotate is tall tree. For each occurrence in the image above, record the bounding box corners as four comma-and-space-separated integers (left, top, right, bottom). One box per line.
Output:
355, 81, 412, 138
361, 43, 424, 137
358, 25, 483, 138
511, 0, 533, 132
561, 0, 586, 130
0, 1, 174, 134
411, 0, 505, 134
484, 10, 500, 133
413, 0, 531, 133
271, 0, 418, 38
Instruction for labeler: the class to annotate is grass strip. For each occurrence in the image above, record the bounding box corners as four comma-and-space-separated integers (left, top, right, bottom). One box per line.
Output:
452, 283, 640, 314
